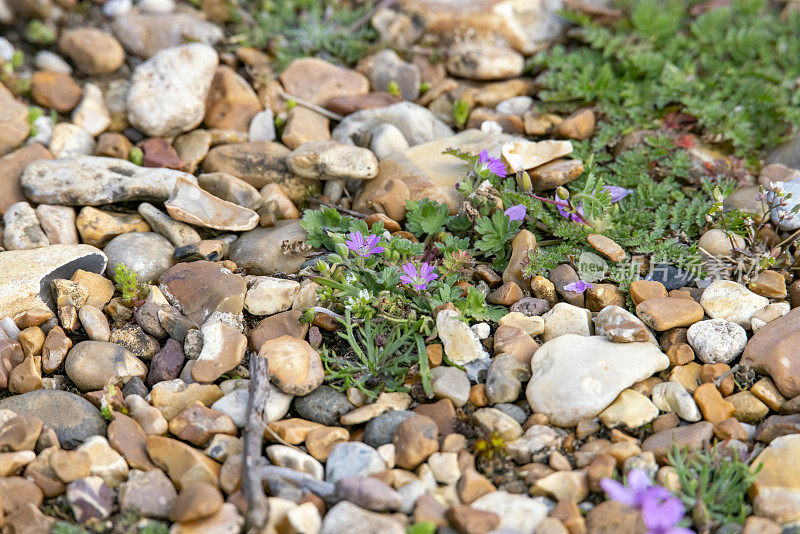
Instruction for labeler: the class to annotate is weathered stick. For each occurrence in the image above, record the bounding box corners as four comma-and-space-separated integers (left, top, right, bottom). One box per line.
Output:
243, 354, 270, 530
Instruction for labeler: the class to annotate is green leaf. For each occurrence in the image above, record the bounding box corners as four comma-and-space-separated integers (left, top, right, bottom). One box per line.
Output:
405, 199, 451, 237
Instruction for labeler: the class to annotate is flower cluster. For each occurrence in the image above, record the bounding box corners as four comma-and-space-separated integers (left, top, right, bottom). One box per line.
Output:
344, 231, 439, 291
601, 470, 692, 534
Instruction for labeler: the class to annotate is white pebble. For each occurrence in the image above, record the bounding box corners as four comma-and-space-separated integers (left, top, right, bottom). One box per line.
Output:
34, 51, 72, 74
103, 0, 132, 17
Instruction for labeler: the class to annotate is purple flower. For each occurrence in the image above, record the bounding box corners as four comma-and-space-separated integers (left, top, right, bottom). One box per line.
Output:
476, 149, 507, 177
399, 262, 438, 290
600, 470, 671, 508
641, 493, 693, 534
607, 185, 634, 203
345, 231, 385, 257
504, 204, 527, 221
601, 470, 691, 534
564, 280, 593, 293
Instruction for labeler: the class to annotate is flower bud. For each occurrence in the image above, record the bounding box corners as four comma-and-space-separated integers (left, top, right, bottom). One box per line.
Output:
516, 171, 532, 191
556, 187, 570, 200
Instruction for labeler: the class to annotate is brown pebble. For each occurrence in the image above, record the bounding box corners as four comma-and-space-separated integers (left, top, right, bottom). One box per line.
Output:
693, 383, 735, 425
629, 280, 667, 305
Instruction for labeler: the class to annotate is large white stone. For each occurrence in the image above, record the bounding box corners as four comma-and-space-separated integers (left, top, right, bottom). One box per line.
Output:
127, 43, 218, 137
526, 335, 669, 427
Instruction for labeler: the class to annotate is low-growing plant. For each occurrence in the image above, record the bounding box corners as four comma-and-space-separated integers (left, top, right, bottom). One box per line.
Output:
667, 443, 760, 530
113, 263, 149, 306
129, 146, 144, 166
232, 0, 378, 70
319, 309, 429, 400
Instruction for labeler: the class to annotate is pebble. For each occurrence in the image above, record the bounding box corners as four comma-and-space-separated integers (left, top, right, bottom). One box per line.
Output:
205, 65, 262, 132
506, 425, 563, 464
165, 176, 259, 232
594, 305, 653, 343
335, 476, 403, 512
248, 109, 276, 142
3, 202, 49, 250
687, 319, 747, 364
59, 27, 124, 75
320, 501, 404, 534
230, 221, 314, 275
34, 50, 72, 74
76, 206, 150, 247
651, 382, 701, 422
446, 42, 525, 80
363, 410, 415, 448
31, 71, 82, 113
599, 389, 659, 429
367, 49, 420, 100
430, 366, 470, 407
119, 469, 176, 520
436, 309, 490, 365
700, 280, 769, 327
259, 335, 323, 395
293, 385, 354, 426
527, 335, 669, 427
752, 302, 790, 332
244, 276, 300, 316
280, 57, 368, 106
501, 140, 573, 173
646, 263, 695, 291
127, 43, 218, 137
65, 340, 147, 392
750, 434, 800, 522
325, 441, 385, 484
485, 353, 530, 404
635, 297, 704, 331
203, 141, 321, 204
111, 12, 223, 58
282, 106, 331, 150
641, 421, 714, 462
104, 232, 175, 284
66, 476, 112, 522
138, 202, 200, 248
473, 407, 523, 441
77, 435, 129, 488
21, 155, 197, 206
541, 302, 592, 342
742, 307, 800, 398
287, 140, 379, 180
333, 101, 453, 147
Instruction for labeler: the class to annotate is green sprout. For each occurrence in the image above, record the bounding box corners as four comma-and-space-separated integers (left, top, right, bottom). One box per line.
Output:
113, 263, 149, 306
129, 146, 144, 166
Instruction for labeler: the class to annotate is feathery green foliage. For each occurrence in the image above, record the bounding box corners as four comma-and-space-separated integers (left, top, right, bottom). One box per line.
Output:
234, 0, 378, 70
113, 264, 149, 305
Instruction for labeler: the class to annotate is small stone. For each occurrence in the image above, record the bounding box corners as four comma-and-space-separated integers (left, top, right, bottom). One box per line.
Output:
630, 280, 668, 305
325, 442, 385, 484
293, 385, 353, 426
3, 202, 49, 250
0, 83, 29, 156
693, 383, 735, 425
65, 341, 147, 392
118, 468, 177, 519
137, 203, 201, 249
204, 65, 261, 132
305, 426, 349, 461
145, 435, 220, 490
687, 319, 746, 364
282, 106, 331, 150
170, 481, 223, 522
501, 140, 573, 173
335, 476, 403, 512
72, 83, 111, 136
555, 108, 596, 140
77, 435, 128, 487
76, 206, 149, 248
127, 43, 218, 137
66, 476, 112, 522
741, 307, 800, 398
594, 305, 653, 343
169, 401, 236, 447
751, 378, 787, 412
150, 377, 223, 417
431, 366, 470, 407
244, 276, 300, 316
472, 407, 523, 441
587, 234, 625, 262
393, 414, 439, 470
36, 205, 78, 245
749, 270, 787, 298
541, 303, 592, 342
530, 158, 584, 192
280, 58, 368, 106
31, 71, 82, 113
446, 42, 524, 80
165, 176, 259, 232
505, 425, 563, 464
446, 504, 500, 534
642, 421, 714, 462
599, 389, 659, 429
635, 297, 704, 331
750, 435, 800, 523
700, 280, 769, 328
485, 353, 530, 404
651, 382, 701, 422
319, 501, 403, 534
726, 391, 769, 425
260, 336, 323, 396
96, 132, 133, 160
436, 309, 490, 365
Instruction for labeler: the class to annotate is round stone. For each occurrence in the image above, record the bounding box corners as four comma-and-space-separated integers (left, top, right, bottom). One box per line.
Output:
687, 319, 747, 364
293, 385, 354, 426
363, 410, 415, 448
104, 232, 175, 284
0, 390, 106, 449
